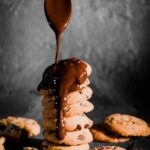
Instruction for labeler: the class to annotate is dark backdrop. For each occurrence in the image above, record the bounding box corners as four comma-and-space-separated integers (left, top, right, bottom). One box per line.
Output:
0, 0, 150, 125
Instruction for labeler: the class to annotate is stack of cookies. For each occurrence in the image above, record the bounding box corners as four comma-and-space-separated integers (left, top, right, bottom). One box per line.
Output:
37, 58, 94, 150
91, 113, 150, 143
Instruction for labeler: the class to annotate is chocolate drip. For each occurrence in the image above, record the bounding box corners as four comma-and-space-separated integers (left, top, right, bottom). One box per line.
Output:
44, 0, 72, 64
38, 58, 87, 140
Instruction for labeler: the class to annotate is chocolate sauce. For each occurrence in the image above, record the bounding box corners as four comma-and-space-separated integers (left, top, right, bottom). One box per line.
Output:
38, 58, 87, 140
44, 0, 72, 64
42, 0, 83, 140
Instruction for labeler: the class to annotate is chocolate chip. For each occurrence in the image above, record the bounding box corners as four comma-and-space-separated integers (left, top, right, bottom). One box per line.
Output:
79, 90, 82, 94
86, 95, 89, 99
78, 135, 85, 141
84, 124, 90, 129
76, 125, 82, 130
80, 102, 86, 107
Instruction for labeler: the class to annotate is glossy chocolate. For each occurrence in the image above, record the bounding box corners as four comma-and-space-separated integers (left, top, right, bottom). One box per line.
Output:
38, 58, 87, 139
44, 0, 72, 64
42, 0, 83, 140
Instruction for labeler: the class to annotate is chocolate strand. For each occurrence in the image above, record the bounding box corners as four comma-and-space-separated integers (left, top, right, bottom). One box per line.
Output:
38, 58, 87, 139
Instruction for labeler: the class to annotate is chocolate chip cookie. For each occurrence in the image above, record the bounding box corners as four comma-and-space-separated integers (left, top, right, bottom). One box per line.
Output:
103, 114, 150, 137
91, 124, 130, 143
0, 116, 40, 139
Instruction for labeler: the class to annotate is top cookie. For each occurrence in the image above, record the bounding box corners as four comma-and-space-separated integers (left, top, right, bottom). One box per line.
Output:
37, 60, 92, 96
103, 114, 150, 137
0, 116, 40, 139
93, 146, 126, 150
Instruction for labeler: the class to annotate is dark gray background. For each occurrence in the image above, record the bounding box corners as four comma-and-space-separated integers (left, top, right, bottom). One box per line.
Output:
0, 0, 150, 125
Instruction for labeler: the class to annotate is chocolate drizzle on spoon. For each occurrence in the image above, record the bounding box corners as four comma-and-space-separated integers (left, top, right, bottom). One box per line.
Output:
42, 0, 85, 140
44, 0, 72, 64
37, 58, 87, 140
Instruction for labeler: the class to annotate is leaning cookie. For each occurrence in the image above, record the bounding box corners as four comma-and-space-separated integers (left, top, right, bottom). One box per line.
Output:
44, 129, 93, 146
0, 137, 5, 150
42, 140, 90, 150
0, 116, 40, 139
93, 146, 126, 150
104, 114, 150, 137
91, 124, 130, 143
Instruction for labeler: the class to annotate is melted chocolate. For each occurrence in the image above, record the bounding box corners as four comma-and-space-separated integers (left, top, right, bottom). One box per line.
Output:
38, 58, 87, 140
44, 0, 72, 64
42, 0, 84, 140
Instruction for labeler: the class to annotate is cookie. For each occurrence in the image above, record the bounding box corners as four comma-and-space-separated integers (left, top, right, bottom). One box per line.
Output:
79, 78, 90, 89
43, 101, 94, 118
0, 137, 6, 144
65, 86, 93, 105
0, 124, 22, 139
91, 124, 130, 143
42, 109, 57, 119
38, 61, 92, 96
42, 115, 93, 131
93, 146, 126, 150
0, 116, 41, 139
83, 61, 92, 76
104, 114, 150, 137
0, 137, 5, 150
0, 144, 5, 150
44, 129, 93, 146
42, 140, 90, 150
23, 147, 38, 150
41, 86, 93, 106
